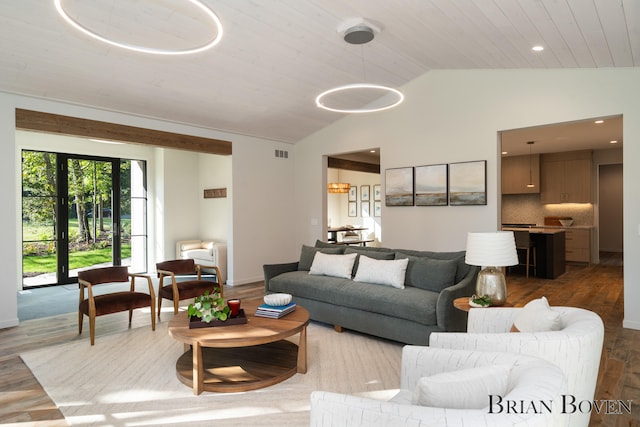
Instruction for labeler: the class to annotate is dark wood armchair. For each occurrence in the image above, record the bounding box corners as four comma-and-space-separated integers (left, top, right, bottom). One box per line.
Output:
78, 266, 156, 345
156, 259, 223, 318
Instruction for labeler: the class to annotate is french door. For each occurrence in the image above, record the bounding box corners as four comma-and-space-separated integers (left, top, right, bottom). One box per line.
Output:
21, 150, 147, 287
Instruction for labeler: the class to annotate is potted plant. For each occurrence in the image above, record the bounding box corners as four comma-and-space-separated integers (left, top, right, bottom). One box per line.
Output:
188, 290, 230, 323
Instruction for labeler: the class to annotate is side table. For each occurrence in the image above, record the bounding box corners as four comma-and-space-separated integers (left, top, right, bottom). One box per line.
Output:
453, 297, 514, 312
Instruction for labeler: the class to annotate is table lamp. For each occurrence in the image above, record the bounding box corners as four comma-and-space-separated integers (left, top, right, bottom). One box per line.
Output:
465, 231, 518, 306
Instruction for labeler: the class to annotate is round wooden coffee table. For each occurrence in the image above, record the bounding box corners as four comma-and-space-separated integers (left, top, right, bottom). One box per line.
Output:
168, 299, 309, 395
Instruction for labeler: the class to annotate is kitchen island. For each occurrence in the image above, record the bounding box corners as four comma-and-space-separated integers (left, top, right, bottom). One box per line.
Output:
503, 227, 566, 279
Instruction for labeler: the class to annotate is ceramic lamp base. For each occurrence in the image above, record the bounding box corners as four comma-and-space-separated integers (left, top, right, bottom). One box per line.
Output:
476, 266, 507, 306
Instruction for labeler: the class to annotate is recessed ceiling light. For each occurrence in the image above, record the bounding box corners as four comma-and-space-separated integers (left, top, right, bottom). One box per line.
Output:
54, 0, 223, 55
501, 151, 508, 155
370, 150, 376, 153
594, 120, 604, 124
532, 45, 544, 52
610, 140, 618, 144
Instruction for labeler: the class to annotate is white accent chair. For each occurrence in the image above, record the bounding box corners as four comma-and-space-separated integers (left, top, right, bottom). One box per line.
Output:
429, 306, 604, 427
310, 346, 566, 427
176, 240, 227, 284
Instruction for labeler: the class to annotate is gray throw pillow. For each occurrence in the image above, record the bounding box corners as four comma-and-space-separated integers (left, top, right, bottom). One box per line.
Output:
298, 245, 344, 271
395, 253, 458, 292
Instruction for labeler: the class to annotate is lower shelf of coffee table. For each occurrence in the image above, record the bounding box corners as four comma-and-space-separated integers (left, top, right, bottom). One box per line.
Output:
176, 340, 299, 393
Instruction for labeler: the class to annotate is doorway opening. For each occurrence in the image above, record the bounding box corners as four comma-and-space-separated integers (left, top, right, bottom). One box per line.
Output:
21, 150, 147, 288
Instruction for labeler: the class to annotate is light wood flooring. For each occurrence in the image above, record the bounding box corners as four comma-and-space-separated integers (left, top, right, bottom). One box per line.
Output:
1, 254, 638, 426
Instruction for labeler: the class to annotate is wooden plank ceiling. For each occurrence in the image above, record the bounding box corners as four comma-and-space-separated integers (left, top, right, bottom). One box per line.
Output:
0, 1, 637, 144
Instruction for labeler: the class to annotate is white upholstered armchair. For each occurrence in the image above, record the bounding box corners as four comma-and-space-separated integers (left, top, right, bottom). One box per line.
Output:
176, 240, 227, 284
310, 346, 565, 427
429, 306, 604, 427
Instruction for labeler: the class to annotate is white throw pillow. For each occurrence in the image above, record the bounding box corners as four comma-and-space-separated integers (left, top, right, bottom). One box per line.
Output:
353, 255, 409, 289
309, 252, 357, 279
412, 365, 511, 409
512, 296, 563, 332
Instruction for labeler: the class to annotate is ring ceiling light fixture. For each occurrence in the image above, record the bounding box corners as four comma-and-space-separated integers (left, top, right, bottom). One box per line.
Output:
316, 84, 404, 113
316, 19, 404, 113
54, 0, 223, 55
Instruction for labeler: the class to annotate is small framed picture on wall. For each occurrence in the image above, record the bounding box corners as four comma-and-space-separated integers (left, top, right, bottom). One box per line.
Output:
373, 184, 381, 201
348, 201, 357, 217
374, 201, 382, 217
361, 185, 370, 201
348, 186, 357, 202
361, 201, 370, 217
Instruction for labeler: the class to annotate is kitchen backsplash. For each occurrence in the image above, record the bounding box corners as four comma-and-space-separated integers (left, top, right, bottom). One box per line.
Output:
502, 194, 594, 226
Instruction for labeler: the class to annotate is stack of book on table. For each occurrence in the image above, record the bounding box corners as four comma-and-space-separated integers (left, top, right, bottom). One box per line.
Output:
255, 302, 297, 318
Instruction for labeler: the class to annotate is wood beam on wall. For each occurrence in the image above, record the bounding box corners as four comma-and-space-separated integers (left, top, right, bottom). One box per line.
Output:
15, 109, 232, 155
328, 157, 380, 174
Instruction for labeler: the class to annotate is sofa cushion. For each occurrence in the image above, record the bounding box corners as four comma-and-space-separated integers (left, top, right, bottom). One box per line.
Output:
309, 252, 357, 279
353, 255, 409, 289
344, 246, 395, 275
183, 249, 213, 260
268, 271, 438, 326
298, 245, 345, 271
412, 364, 512, 409
394, 249, 468, 282
395, 253, 458, 292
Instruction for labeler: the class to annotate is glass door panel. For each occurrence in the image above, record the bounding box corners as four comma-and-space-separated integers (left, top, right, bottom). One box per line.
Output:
121, 159, 147, 273
67, 158, 114, 279
21, 151, 58, 287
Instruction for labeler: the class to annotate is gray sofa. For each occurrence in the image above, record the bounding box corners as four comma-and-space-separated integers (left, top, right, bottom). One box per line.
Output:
263, 241, 479, 345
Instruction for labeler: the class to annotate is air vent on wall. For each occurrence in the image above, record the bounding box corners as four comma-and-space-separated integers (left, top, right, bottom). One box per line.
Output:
275, 149, 289, 159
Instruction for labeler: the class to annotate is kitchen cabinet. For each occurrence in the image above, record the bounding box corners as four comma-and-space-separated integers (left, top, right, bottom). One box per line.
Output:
540, 150, 592, 203
565, 228, 591, 263
501, 154, 540, 194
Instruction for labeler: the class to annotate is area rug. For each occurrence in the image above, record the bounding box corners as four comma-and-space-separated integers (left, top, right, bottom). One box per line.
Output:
21, 321, 402, 426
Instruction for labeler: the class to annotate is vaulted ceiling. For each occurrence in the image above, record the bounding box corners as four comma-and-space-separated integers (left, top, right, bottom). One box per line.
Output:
0, 1, 637, 144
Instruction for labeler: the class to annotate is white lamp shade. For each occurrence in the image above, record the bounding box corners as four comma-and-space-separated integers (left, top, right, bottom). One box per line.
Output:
465, 231, 518, 267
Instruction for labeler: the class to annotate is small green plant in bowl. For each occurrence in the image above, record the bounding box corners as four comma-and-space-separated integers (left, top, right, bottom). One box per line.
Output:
469, 294, 492, 308
188, 290, 230, 322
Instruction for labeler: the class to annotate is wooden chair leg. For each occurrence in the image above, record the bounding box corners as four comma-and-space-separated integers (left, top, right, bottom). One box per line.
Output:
150, 303, 156, 331
78, 311, 83, 334
157, 296, 163, 319
129, 309, 133, 325
173, 299, 180, 315
89, 315, 96, 346
525, 248, 530, 279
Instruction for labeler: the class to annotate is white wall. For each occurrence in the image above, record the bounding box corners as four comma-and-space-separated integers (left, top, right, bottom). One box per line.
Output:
294, 68, 640, 330
0, 91, 295, 328
229, 137, 297, 284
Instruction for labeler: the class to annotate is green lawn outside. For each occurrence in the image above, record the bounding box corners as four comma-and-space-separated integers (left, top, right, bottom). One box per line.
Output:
23, 245, 132, 274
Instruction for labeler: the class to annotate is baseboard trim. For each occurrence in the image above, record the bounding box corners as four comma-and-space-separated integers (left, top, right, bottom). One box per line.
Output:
623, 319, 640, 330
0, 318, 19, 328
226, 277, 263, 287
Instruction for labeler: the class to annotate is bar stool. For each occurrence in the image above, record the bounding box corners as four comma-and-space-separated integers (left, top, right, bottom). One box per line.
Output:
514, 231, 536, 278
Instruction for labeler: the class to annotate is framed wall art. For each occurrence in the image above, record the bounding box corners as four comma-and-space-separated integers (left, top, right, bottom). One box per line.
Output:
361, 201, 370, 217
361, 185, 370, 201
348, 186, 357, 202
415, 164, 448, 206
374, 201, 382, 217
373, 184, 381, 201
448, 160, 487, 206
385, 167, 414, 206
348, 201, 357, 217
